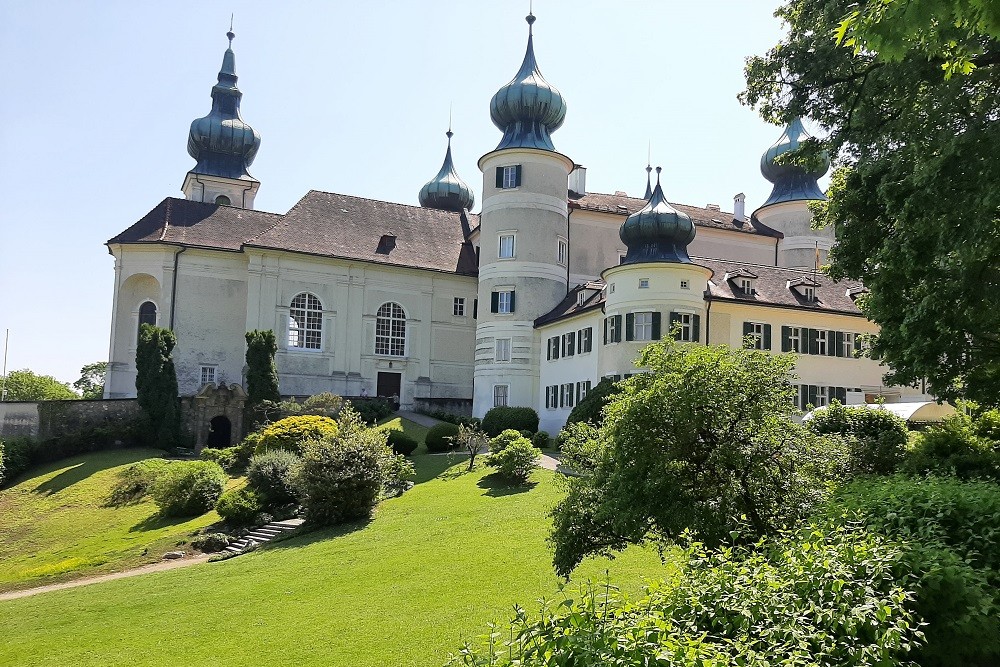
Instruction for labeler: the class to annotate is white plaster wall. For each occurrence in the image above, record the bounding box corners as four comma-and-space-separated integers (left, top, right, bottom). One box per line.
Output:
754, 200, 835, 270
536, 312, 601, 434
181, 172, 260, 209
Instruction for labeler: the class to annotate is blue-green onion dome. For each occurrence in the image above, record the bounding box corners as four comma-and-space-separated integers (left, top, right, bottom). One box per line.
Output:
620, 167, 695, 264
187, 31, 261, 180
419, 130, 475, 212
759, 118, 829, 206
489, 13, 567, 152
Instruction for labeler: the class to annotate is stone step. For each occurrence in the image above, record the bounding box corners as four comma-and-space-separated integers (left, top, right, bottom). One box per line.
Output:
218, 517, 305, 559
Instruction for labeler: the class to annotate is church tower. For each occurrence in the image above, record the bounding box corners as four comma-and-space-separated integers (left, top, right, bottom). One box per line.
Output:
181, 30, 262, 209
752, 118, 833, 269
473, 12, 574, 417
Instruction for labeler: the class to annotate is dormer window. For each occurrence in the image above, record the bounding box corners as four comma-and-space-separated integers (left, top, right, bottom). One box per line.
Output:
577, 291, 586, 307
787, 278, 821, 302
739, 278, 756, 295
215, 195, 231, 206
724, 269, 759, 296
376, 234, 397, 254
803, 286, 815, 302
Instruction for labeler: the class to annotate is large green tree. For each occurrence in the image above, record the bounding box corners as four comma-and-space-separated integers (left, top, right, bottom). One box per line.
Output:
73, 361, 108, 399
245, 330, 280, 427
742, 0, 1000, 406
1, 369, 78, 401
135, 324, 181, 448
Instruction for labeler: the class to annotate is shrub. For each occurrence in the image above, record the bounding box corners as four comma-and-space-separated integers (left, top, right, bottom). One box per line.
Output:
566, 378, 621, 427
556, 421, 603, 473
191, 532, 231, 553
105, 458, 171, 506
383, 453, 416, 497
291, 409, 399, 526
215, 486, 267, 527
199, 446, 240, 471
416, 410, 479, 428
348, 398, 394, 425
150, 460, 228, 517
806, 400, 909, 475
254, 415, 339, 455
488, 434, 539, 484
246, 449, 301, 506
385, 430, 418, 456
425, 422, 460, 453
531, 430, 550, 449
301, 392, 343, 416
904, 413, 1000, 479
135, 324, 181, 448
0, 436, 35, 486
489, 429, 525, 454
481, 406, 539, 437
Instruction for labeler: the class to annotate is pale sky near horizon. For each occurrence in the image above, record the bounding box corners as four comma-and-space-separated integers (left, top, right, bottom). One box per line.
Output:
0, 0, 807, 387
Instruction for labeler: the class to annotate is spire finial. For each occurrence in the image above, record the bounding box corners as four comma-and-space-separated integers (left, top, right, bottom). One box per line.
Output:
526, 1, 535, 31
447, 104, 453, 140
655, 166, 662, 184
227, 15, 235, 46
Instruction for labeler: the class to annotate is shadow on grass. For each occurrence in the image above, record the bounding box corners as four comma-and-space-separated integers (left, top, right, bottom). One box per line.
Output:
263, 517, 373, 553
477, 472, 537, 497
410, 453, 460, 485
129, 512, 194, 533
29, 448, 165, 497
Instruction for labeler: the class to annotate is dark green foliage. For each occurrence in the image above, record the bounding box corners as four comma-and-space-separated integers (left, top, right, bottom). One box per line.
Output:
481, 406, 539, 436
566, 378, 621, 427
904, 413, 1000, 479
347, 398, 394, 425
254, 415, 339, 455
199, 446, 239, 472
72, 361, 108, 399
105, 458, 170, 506
135, 324, 181, 449
807, 400, 909, 475
191, 532, 231, 553
291, 408, 402, 526
0, 442, 5, 487
385, 430, 418, 456
215, 486, 267, 527
416, 410, 479, 428
246, 450, 301, 506
556, 421, 603, 473
150, 460, 227, 517
488, 431, 539, 483
425, 422, 460, 453
0, 368, 78, 400
451, 522, 923, 666
549, 340, 847, 576
0, 437, 35, 486
531, 430, 549, 449
244, 330, 280, 427
383, 453, 415, 498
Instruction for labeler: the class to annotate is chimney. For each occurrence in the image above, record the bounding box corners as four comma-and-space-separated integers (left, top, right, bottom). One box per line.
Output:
706, 203, 721, 211
568, 165, 587, 196
733, 193, 746, 222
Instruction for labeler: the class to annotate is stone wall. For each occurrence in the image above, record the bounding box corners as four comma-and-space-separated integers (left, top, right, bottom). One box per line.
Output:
0, 399, 142, 440
413, 397, 473, 416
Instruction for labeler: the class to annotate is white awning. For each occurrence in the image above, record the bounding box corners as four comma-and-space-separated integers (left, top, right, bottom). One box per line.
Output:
803, 401, 957, 423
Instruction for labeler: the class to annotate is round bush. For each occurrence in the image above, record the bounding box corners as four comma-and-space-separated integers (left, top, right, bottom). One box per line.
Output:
246, 449, 301, 506
215, 486, 267, 527
531, 431, 550, 449
489, 429, 525, 454
904, 414, 1000, 480
806, 401, 908, 475
481, 406, 539, 437
489, 435, 539, 483
192, 532, 231, 553
255, 415, 339, 455
425, 422, 460, 452
151, 460, 228, 517
385, 430, 418, 456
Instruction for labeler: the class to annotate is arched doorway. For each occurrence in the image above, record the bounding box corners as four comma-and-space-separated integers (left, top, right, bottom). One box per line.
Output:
207, 416, 232, 447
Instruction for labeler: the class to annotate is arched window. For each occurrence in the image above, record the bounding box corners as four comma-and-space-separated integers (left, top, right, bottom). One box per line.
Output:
138, 301, 157, 336
375, 302, 406, 356
288, 293, 323, 350
215, 195, 231, 206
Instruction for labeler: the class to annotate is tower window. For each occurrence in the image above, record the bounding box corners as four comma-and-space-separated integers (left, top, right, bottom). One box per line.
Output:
639, 278, 650, 289
200, 365, 218, 386
289, 293, 323, 350
138, 301, 157, 336
496, 165, 522, 189
495, 338, 511, 363
493, 384, 509, 407
499, 234, 516, 259
670, 312, 699, 342
375, 302, 407, 357
680, 280, 690, 290
631, 312, 654, 341
491, 290, 515, 314
557, 238, 568, 265
453, 297, 466, 317
215, 195, 231, 206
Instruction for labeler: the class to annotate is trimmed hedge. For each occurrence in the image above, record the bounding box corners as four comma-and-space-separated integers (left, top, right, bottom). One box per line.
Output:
347, 398, 394, 425
481, 406, 539, 436
385, 430, 418, 456
425, 422, 460, 452
488, 430, 539, 483
254, 415, 339, 455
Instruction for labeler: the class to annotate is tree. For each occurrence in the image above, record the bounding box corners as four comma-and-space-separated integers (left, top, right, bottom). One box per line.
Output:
742, 0, 1000, 406
1, 369, 77, 401
245, 330, 280, 426
135, 324, 181, 448
73, 362, 108, 399
549, 340, 844, 577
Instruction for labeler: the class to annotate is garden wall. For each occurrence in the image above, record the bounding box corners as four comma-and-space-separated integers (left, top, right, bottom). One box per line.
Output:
413, 397, 473, 416
0, 399, 142, 439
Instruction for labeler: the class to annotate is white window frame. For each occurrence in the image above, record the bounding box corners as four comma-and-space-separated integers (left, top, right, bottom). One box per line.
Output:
557, 238, 568, 266
843, 332, 855, 357
749, 322, 766, 350
497, 290, 513, 314
680, 280, 690, 290
562, 332, 575, 357
560, 383, 575, 408
493, 384, 509, 407
578, 327, 592, 353
495, 337, 511, 363
453, 297, 465, 317
200, 365, 218, 386
375, 302, 407, 357
740, 278, 756, 294
498, 233, 516, 259
789, 326, 802, 353
676, 312, 694, 342
501, 165, 519, 189
633, 311, 653, 341
577, 380, 592, 402
607, 315, 620, 343
288, 292, 323, 351
619, 254, 627, 265
638, 278, 650, 289
816, 329, 828, 356
816, 385, 829, 407
803, 286, 816, 302
545, 385, 558, 410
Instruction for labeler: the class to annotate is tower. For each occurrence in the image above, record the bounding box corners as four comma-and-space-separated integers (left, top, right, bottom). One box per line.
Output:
473, 12, 574, 417
418, 128, 475, 213
181, 29, 262, 209
752, 118, 833, 269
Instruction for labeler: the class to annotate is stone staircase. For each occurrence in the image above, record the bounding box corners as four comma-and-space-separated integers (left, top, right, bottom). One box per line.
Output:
223, 518, 305, 556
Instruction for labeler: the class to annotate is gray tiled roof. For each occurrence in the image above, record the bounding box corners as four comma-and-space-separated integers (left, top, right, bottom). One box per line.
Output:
570, 192, 773, 236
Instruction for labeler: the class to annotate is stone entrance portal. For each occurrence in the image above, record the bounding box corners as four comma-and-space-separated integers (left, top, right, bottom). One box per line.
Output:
207, 415, 232, 447
185, 383, 247, 451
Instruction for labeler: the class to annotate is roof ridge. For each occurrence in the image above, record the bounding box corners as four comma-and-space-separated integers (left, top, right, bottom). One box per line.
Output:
694, 255, 854, 282
302, 189, 472, 216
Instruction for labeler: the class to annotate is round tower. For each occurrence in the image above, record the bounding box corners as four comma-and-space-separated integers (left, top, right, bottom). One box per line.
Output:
600, 168, 712, 377
473, 12, 574, 417
181, 29, 262, 209
418, 128, 475, 212
752, 118, 833, 269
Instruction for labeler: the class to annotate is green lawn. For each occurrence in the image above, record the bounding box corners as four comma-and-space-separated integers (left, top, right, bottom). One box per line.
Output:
377, 415, 433, 452
0, 448, 227, 591
0, 452, 676, 667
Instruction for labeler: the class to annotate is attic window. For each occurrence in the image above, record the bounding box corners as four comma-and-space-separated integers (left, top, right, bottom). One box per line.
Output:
616, 205, 629, 214
376, 234, 397, 254
803, 286, 816, 302
577, 291, 587, 307
740, 278, 756, 295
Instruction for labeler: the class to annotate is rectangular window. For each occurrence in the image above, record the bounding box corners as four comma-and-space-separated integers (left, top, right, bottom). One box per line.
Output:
672, 312, 694, 342
740, 278, 755, 294
560, 383, 575, 408
782, 326, 803, 353
576, 380, 592, 404
495, 338, 511, 363
743, 321, 772, 350
453, 297, 465, 317
843, 332, 855, 357
200, 365, 217, 385
498, 234, 515, 259
493, 384, 509, 407
619, 254, 627, 265
547, 336, 560, 361
557, 238, 568, 265
491, 290, 515, 314
816, 330, 828, 356
562, 332, 575, 357
680, 280, 690, 290
803, 286, 816, 302
604, 315, 622, 344
577, 327, 593, 353
497, 164, 522, 189
545, 385, 558, 409
639, 278, 650, 289
815, 385, 828, 407
633, 311, 653, 341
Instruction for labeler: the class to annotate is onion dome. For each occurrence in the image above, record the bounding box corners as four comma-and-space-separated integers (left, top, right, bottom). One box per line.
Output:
419, 129, 475, 212
759, 118, 829, 207
620, 167, 695, 264
187, 30, 261, 180
489, 13, 567, 152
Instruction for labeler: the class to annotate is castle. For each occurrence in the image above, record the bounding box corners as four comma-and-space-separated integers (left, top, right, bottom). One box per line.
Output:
103, 16, 930, 442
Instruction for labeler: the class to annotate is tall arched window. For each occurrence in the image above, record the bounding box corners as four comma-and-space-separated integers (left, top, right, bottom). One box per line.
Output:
375, 302, 406, 356
138, 301, 157, 337
288, 293, 323, 350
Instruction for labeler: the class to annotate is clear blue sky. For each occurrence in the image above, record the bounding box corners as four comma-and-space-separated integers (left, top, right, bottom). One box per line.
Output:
0, 0, 803, 387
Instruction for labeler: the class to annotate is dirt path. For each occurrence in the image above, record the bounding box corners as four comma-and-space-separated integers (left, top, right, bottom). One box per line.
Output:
0, 554, 212, 601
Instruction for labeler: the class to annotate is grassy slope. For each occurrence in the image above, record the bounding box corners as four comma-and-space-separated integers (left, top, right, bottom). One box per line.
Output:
377, 415, 432, 452
0, 449, 225, 590
0, 454, 676, 667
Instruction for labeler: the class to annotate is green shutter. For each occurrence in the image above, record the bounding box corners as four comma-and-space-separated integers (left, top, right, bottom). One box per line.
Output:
835, 331, 845, 357
603, 318, 608, 345
763, 324, 772, 350
625, 313, 635, 341
808, 385, 818, 407
614, 315, 622, 343
509, 291, 515, 313
585, 327, 593, 352
781, 326, 791, 352
490, 292, 499, 313
473, 298, 478, 319
495, 167, 503, 188
807, 328, 818, 355
651, 312, 662, 340
671, 312, 681, 340
693, 314, 701, 342
514, 164, 522, 187
799, 385, 808, 411
827, 330, 837, 356
743, 321, 753, 345
546, 338, 551, 361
